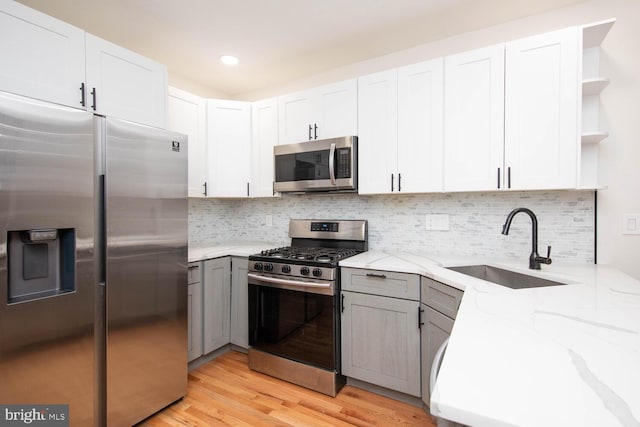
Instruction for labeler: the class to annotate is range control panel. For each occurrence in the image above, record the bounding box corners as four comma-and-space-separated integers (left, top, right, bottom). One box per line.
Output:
310, 222, 339, 232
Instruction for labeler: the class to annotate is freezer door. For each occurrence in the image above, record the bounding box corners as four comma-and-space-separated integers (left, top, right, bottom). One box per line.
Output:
104, 118, 188, 426
0, 92, 95, 425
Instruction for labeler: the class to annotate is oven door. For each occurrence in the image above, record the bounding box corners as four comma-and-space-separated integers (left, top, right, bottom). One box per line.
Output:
248, 273, 339, 372
273, 136, 357, 193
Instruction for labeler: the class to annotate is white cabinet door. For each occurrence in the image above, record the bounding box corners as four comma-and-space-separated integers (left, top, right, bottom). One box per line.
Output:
341, 291, 421, 397
230, 257, 249, 348
0, 1, 85, 109
86, 34, 167, 128
202, 257, 230, 354
398, 59, 444, 193
278, 91, 314, 144
357, 70, 398, 195
168, 87, 207, 197
444, 44, 505, 192
206, 99, 251, 197
251, 98, 278, 197
315, 79, 358, 140
278, 79, 357, 145
505, 27, 579, 190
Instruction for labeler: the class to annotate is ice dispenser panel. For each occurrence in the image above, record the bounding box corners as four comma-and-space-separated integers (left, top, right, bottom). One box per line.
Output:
7, 228, 76, 304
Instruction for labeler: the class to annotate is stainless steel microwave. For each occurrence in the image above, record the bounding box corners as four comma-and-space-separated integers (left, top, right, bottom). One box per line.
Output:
274, 136, 357, 193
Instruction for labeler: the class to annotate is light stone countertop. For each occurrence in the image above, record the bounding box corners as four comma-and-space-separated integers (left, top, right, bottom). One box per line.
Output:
339, 250, 640, 427
188, 241, 283, 263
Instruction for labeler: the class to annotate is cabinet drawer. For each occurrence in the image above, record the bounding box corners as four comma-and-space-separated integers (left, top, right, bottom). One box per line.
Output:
342, 267, 420, 300
188, 262, 201, 284
421, 277, 463, 319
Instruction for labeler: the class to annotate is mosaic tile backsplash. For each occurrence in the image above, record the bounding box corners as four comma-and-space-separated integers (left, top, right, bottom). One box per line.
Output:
189, 191, 596, 263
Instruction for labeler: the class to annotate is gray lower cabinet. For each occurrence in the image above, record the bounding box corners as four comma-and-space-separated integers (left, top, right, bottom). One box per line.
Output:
341, 267, 421, 397
187, 262, 203, 362
421, 276, 463, 408
230, 257, 249, 348
189, 256, 249, 362
203, 257, 231, 353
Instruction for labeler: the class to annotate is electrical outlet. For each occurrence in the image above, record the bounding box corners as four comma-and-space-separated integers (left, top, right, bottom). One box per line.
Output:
622, 214, 640, 235
425, 214, 450, 231
265, 215, 272, 227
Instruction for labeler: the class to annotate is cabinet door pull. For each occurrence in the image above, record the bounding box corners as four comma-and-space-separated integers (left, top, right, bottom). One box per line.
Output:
366, 273, 387, 279
497, 167, 501, 189
247, 182, 250, 197
90, 87, 97, 111
341, 294, 345, 313
398, 173, 402, 192
391, 174, 394, 192
418, 307, 425, 329
80, 82, 86, 107
314, 123, 318, 140
203, 182, 207, 197
507, 166, 511, 189
308, 124, 313, 140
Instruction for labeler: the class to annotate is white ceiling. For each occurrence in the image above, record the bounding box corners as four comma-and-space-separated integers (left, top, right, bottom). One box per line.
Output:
17, 0, 586, 99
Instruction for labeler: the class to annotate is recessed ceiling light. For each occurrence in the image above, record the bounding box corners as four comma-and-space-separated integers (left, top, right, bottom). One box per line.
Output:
220, 55, 239, 66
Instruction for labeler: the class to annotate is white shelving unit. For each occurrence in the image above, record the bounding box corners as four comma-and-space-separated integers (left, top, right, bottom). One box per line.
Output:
579, 19, 615, 189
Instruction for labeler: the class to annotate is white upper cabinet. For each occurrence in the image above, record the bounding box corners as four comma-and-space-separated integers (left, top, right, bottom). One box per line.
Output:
86, 34, 167, 128
357, 70, 398, 194
504, 27, 580, 190
168, 87, 208, 197
358, 61, 444, 195
444, 44, 505, 192
207, 99, 251, 197
0, 1, 167, 128
397, 58, 444, 193
0, 1, 86, 108
251, 98, 278, 197
278, 79, 357, 144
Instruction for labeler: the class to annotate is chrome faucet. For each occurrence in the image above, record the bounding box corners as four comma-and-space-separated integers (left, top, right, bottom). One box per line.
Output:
501, 207, 552, 270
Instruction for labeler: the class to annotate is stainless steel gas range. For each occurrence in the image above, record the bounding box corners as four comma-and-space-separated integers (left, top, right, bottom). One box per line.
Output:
247, 219, 367, 396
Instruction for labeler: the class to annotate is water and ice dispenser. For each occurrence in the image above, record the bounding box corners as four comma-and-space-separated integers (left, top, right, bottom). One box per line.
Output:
7, 228, 76, 304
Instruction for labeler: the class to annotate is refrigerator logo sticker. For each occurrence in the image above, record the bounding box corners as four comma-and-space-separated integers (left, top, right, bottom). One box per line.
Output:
0, 405, 68, 426
172, 141, 180, 152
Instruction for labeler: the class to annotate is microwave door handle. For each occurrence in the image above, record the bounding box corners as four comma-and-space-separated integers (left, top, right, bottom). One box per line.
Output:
329, 142, 336, 185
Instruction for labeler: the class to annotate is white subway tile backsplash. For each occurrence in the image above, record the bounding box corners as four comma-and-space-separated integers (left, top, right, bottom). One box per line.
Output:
189, 191, 595, 263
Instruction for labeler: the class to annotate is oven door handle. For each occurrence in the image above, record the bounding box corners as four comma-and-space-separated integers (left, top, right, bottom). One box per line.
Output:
248, 273, 332, 288
328, 142, 336, 185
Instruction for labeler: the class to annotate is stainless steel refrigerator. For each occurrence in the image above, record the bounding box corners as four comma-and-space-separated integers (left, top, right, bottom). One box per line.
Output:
0, 91, 188, 426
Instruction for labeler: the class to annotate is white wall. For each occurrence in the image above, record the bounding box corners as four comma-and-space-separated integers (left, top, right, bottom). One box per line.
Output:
229, 0, 639, 279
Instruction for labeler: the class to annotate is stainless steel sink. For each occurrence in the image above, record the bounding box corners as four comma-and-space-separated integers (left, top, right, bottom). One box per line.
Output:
445, 265, 567, 289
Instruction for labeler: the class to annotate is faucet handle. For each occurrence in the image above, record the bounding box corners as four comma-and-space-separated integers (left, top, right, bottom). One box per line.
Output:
543, 245, 552, 264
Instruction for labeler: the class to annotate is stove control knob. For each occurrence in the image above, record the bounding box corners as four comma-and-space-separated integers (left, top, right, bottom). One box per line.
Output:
281, 265, 291, 273
312, 268, 323, 277
300, 267, 310, 276
254, 262, 263, 271
264, 263, 274, 272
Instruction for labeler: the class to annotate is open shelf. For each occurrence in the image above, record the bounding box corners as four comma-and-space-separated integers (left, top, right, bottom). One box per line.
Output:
581, 131, 609, 145
582, 19, 615, 48
582, 78, 609, 96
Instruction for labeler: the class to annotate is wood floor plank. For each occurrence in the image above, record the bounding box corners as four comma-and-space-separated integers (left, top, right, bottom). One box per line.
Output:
141, 350, 435, 427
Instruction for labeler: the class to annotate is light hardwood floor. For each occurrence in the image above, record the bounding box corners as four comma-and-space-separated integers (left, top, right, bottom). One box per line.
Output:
142, 350, 436, 426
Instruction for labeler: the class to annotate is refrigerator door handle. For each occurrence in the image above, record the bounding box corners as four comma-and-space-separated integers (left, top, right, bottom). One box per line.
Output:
98, 174, 106, 283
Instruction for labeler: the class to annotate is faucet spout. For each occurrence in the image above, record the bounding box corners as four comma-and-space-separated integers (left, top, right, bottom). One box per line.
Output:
502, 208, 552, 270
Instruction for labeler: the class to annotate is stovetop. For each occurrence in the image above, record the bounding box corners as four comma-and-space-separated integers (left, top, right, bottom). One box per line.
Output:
255, 246, 361, 264
248, 219, 367, 280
